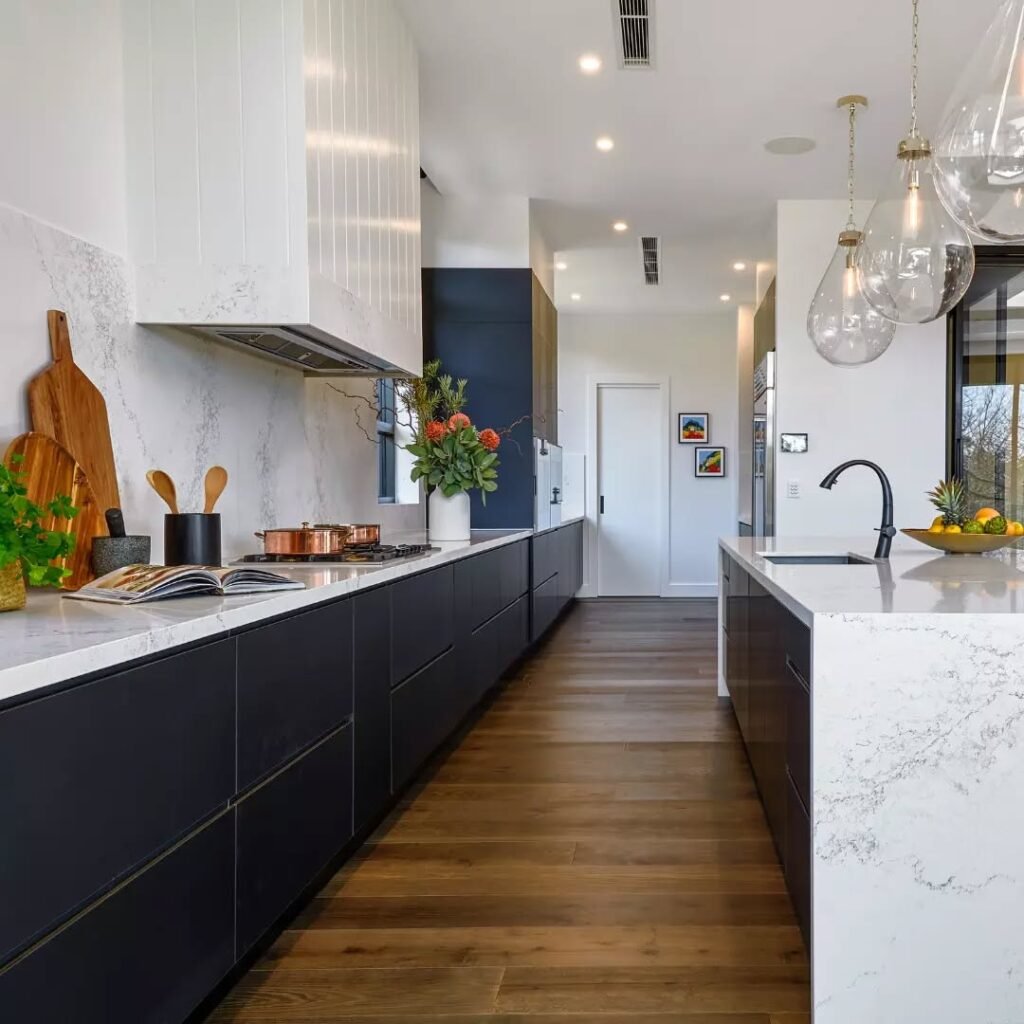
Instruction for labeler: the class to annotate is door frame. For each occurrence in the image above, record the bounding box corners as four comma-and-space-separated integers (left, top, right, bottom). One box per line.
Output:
584, 374, 670, 599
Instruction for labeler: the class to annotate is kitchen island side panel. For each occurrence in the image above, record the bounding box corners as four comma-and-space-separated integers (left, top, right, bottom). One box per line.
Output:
811, 613, 1024, 1023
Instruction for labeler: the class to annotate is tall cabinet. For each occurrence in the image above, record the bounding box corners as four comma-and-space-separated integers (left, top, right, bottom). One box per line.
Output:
423, 268, 558, 529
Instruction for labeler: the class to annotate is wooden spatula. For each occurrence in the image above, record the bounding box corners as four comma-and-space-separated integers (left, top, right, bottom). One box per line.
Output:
146, 469, 178, 514
203, 466, 228, 513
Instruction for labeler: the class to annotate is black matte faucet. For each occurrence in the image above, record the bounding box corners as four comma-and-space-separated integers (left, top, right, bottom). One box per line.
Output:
819, 460, 896, 560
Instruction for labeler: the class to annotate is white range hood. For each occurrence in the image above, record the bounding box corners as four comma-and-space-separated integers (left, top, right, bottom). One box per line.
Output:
123, 0, 422, 377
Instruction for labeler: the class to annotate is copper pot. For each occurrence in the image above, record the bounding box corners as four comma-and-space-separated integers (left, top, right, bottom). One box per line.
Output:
255, 522, 351, 555
338, 523, 381, 546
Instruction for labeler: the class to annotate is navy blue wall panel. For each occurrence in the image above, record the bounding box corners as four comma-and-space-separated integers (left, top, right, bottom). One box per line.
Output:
423, 269, 535, 529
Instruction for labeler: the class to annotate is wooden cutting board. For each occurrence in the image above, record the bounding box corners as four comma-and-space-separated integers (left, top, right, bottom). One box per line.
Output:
3, 433, 106, 591
28, 310, 120, 514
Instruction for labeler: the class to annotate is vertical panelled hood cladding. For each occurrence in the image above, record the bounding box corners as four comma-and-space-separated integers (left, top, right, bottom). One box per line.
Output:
189, 325, 406, 378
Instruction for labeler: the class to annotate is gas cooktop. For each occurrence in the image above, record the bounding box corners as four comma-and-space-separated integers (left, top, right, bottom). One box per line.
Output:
234, 543, 436, 565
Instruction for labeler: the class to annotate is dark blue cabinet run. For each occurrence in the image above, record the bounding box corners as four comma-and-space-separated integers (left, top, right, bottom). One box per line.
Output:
390, 564, 454, 684
0, 638, 235, 966
236, 599, 354, 791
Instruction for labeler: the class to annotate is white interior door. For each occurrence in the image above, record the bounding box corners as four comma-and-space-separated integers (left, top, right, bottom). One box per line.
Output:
597, 384, 661, 596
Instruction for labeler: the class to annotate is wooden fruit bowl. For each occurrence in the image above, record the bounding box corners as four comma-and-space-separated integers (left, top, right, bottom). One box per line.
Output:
901, 529, 1021, 555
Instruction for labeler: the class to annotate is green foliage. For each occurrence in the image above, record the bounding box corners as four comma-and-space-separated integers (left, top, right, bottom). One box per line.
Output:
0, 455, 78, 587
985, 515, 1008, 536
406, 426, 499, 504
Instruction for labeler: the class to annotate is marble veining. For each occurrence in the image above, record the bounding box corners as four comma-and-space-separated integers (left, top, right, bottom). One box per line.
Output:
0, 201, 424, 564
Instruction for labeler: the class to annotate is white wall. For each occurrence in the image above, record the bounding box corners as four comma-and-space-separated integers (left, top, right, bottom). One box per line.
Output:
736, 304, 755, 524
420, 187, 530, 268
0, 0, 422, 563
775, 199, 946, 535
559, 312, 738, 597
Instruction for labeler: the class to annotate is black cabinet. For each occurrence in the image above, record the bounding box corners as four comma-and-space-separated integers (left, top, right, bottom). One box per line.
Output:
722, 552, 812, 952
531, 571, 560, 641
235, 724, 354, 955
353, 586, 393, 832
391, 565, 454, 684
532, 528, 560, 588
236, 599, 353, 791
0, 638, 235, 966
0, 811, 235, 1024
391, 650, 457, 789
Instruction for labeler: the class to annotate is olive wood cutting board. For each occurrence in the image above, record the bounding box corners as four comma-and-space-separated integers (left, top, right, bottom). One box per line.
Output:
3, 433, 106, 591
28, 310, 121, 514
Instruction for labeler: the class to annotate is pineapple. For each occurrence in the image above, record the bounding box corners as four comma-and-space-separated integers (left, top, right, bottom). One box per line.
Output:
927, 478, 969, 528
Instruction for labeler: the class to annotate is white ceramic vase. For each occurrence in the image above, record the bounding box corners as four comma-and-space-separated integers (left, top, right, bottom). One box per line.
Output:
429, 488, 471, 542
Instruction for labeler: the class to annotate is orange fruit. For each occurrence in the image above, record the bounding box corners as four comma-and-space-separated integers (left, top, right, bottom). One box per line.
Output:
975, 507, 1001, 524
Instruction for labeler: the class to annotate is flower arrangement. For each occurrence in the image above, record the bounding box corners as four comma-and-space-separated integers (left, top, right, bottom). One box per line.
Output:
398, 360, 500, 503
0, 455, 78, 588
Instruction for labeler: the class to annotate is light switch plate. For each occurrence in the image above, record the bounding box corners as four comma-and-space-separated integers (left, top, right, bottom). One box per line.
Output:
787, 480, 800, 499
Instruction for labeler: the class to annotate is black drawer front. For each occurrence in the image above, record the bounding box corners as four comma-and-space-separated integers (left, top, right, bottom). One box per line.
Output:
500, 595, 529, 674
500, 540, 530, 609
391, 565, 454, 684
0, 812, 235, 1024
236, 599, 354, 791
785, 656, 811, 811
0, 639, 235, 965
532, 529, 559, 587
353, 587, 393, 832
236, 725, 354, 955
456, 548, 504, 633
785, 774, 812, 951
781, 605, 811, 687
391, 650, 456, 789
531, 571, 560, 641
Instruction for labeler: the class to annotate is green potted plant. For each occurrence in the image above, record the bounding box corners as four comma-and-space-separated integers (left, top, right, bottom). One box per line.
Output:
0, 455, 78, 611
398, 361, 500, 541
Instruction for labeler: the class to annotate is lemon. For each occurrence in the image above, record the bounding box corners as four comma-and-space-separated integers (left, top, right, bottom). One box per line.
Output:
1012, 522, 1024, 537
931, 515, 946, 529
944, 524, 962, 534
927, 523, 944, 534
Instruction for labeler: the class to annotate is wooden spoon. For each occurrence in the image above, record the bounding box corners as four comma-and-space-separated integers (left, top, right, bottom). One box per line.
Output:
203, 465, 228, 514
146, 469, 179, 514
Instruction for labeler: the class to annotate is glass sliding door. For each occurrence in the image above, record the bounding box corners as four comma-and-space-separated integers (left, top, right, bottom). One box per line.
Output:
950, 249, 1024, 521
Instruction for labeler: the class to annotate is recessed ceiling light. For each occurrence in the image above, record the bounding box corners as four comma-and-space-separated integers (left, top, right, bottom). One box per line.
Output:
571, 292, 582, 301
595, 136, 615, 152
578, 54, 602, 74
720, 294, 732, 302
733, 261, 747, 271
613, 221, 628, 232
764, 136, 817, 156
555, 261, 568, 271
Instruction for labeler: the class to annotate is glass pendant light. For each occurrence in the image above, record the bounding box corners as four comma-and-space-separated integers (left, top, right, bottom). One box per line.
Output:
807, 97, 896, 367
934, 0, 1024, 241
856, 0, 975, 324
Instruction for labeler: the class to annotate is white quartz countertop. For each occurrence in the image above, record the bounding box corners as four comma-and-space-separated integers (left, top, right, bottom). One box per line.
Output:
0, 528, 539, 706
720, 534, 1024, 625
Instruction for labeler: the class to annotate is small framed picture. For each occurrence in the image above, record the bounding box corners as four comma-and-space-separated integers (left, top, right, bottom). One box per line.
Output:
678, 413, 710, 443
780, 433, 809, 454
695, 446, 726, 478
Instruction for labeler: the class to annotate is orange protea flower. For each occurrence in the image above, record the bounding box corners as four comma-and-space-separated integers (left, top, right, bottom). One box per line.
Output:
447, 412, 471, 432
425, 420, 446, 444
479, 428, 500, 451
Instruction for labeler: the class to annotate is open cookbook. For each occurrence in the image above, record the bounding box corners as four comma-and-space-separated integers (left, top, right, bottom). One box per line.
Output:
65, 564, 306, 604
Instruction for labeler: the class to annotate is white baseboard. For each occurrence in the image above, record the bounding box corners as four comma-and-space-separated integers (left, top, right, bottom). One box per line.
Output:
662, 583, 718, 599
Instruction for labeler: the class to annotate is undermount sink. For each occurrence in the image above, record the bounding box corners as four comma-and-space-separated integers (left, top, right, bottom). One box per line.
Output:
761, 553, 875, 566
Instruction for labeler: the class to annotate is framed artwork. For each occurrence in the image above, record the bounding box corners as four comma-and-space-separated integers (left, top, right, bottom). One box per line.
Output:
678, 413, 710, 443
695, 446, 726, 478
780, 433, 809, 453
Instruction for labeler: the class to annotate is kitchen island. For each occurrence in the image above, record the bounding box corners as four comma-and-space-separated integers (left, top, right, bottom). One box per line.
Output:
0, 520, 584, 1023
719, 535, 1024, 1024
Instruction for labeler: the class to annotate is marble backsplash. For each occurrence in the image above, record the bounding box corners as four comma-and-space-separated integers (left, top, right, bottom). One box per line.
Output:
0, 202, 423, 562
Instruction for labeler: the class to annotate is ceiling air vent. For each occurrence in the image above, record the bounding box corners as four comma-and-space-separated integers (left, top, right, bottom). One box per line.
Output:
615, 0, 654, 69
641, 236, 660, 285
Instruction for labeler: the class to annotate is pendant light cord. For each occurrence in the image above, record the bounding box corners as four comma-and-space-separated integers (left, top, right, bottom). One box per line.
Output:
847, 102, 857, 230
910, 0, 920, 137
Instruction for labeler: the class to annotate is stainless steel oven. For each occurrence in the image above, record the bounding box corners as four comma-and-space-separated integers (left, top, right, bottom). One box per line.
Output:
753, 352, 775, 537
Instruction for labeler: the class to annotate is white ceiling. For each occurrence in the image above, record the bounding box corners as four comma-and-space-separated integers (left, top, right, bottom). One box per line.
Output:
398, 0, 1001, 314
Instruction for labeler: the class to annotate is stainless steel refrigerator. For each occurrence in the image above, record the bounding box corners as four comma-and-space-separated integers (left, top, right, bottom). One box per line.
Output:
753, 351, 775, 537
534, 438, 563, 531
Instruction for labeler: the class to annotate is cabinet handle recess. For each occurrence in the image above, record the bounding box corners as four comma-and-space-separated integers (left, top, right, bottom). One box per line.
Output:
785, 655, 810, 694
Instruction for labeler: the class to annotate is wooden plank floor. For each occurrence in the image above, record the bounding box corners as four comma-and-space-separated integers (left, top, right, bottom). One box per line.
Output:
211, 599, 810, 1023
